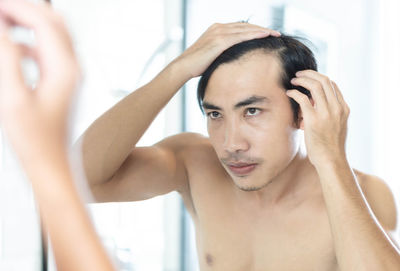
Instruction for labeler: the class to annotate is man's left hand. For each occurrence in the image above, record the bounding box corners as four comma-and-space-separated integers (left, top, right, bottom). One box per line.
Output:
286, 70, 350, 167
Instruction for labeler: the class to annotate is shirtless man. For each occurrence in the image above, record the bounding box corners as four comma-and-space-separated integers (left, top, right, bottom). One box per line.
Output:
76, 18, 400, 270
0, 0, 398, 269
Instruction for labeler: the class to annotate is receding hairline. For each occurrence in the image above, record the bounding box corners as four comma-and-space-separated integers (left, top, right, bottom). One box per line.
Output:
206, 47, 287, 91
220, 47, 285, 65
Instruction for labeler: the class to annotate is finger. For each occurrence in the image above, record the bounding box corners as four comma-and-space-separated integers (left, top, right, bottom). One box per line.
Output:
18, 43, 38, 61
295, 70, 339, 105
0, 0, 60, 30
0, 0, 79, 105
0, 17, 27, 99
286, 89, 314, 117
227, 25, 281, 37
225, 30, 278, 45
331, 81, 349, 112
211, 22, 280, 38
270, 29, 281, 37
225, 22, 281, 36
290, 76, 328, 111
0, 0, 75, 81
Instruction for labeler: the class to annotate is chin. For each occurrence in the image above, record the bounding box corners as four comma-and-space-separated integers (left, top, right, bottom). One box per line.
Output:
233, 177, 272, 192
237, 185, 264, 192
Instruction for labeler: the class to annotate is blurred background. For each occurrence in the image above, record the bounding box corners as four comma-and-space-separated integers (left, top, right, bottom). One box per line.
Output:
0, 0, 399, 270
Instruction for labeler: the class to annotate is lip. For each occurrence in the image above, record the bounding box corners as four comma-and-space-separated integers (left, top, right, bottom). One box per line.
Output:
227, 163, 258, 176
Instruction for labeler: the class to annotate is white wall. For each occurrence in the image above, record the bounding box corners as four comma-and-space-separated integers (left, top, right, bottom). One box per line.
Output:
373, 0, 400, 238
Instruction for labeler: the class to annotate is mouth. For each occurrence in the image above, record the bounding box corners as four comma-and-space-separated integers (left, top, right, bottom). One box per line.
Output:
227, 162, 258, 176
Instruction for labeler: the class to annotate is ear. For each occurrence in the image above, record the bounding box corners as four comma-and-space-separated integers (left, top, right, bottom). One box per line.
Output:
297, 111, 304, 130
297, 96, 315, 130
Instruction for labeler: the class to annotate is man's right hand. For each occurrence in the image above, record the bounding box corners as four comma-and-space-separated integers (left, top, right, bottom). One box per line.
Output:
174, 22, 280, 79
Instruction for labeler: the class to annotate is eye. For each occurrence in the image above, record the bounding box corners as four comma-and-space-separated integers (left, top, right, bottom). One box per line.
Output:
245, 108, 261, 116
207, 111, 222, 119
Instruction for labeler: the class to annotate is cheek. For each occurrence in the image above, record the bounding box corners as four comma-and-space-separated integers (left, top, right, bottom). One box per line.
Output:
248, 115, 299, 155
207, 121, 225, 151
246, 111, 288, 135
207, 120, 221, 137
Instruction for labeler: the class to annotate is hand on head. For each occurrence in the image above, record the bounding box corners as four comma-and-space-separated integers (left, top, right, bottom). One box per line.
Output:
174, 22, 280, 79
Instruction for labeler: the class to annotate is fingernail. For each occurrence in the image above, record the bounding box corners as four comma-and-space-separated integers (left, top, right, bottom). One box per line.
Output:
256, 31, 269, 38
272, 30, 281, 36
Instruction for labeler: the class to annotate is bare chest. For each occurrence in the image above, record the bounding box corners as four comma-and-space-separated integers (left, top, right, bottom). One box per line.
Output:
184, 172, 338, 271
183, 147, 338, 271
191, 199, 338, 271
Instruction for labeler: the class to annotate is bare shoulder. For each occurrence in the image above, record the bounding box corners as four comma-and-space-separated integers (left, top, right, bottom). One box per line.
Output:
354, 169, 398, 233
156, 132, 223, 181
155, 132, 218, 175
155, 132, 218, 216
156, 132, 213, 155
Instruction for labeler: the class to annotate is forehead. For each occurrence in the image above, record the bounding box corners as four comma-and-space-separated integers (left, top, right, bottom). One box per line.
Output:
204, 52, 284, 103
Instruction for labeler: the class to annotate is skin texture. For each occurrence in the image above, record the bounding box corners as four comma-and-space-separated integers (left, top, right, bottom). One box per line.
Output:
79, 22, 400, 271
203, 53, 302, 192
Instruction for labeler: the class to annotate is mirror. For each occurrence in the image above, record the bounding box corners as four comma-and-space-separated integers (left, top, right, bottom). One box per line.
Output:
0, 0, 398, 270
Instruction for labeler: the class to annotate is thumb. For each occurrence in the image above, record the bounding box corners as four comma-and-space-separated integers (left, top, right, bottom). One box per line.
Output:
0, 17, 28, 102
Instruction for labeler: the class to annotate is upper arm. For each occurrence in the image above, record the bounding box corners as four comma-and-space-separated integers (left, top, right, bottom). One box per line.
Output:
358, 172, 399, 248
91, 133, 203, 202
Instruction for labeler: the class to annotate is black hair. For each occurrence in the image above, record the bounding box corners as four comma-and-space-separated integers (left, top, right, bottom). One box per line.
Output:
197, 35, 317, 124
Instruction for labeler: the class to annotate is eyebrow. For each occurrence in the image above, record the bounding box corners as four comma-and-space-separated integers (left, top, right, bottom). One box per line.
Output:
202, 101, 222, 111
234, 95, 270, 109
202, 95, 270, 111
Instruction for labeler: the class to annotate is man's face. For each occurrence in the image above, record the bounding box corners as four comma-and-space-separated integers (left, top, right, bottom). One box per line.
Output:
203, 52, 302, 191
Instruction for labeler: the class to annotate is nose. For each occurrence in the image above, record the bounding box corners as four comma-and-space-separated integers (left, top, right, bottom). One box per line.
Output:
223, 120, 249, 153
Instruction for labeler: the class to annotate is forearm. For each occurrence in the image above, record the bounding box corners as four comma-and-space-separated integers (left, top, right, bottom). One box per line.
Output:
316, 157, 400, 270
27, 152, 115, 271
78, 61, 190, 186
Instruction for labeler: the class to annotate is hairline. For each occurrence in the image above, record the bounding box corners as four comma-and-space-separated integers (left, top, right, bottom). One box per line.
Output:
201, 47, 287, 105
